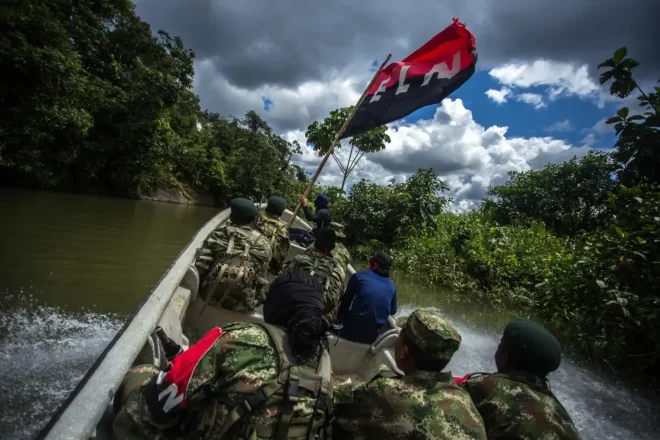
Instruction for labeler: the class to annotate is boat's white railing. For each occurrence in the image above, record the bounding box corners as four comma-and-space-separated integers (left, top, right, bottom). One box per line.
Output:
37, 208, 230, 440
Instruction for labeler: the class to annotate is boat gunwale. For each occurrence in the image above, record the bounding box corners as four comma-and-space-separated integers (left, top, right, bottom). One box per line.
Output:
36, 206, 232, 440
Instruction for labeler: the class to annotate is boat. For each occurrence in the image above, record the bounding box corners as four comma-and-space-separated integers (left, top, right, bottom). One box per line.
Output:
37, 205, 401, 440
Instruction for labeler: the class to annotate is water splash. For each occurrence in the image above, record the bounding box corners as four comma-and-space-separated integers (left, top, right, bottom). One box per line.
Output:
0, 293, 123, 440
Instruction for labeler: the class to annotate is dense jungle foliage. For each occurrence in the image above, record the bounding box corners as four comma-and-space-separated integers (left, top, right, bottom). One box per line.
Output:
2, 2, 659, 379
0, 0, 307, 206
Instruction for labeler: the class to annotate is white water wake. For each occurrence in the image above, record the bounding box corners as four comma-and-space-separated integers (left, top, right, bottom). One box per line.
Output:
0, 293, 123, 440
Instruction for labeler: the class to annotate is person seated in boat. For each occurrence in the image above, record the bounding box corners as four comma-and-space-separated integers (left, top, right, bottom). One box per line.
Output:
328, 222, 350, 270
255, 195, 291, 275
289, 193, 332, 247
112, 270, 334, 440
458, 318, 581, 440
284, 228, 345, 324
337, 252, 397, 344
332, 308, 487, 440
194, 198, 272, 312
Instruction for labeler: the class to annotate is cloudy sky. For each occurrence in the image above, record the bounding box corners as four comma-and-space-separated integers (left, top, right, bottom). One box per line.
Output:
134, 0, 658, 209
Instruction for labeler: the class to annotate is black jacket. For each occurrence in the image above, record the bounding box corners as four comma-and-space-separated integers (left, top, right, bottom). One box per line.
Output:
302, 206, 332, 230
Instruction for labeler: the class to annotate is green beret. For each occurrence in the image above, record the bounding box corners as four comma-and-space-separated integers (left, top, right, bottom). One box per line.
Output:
404, 308, 461, 363
230, 198, 258, 219
113, 364, 159, 414
329, 222, 346, 238
501, 318, 562, 376
266, 196, 287, 216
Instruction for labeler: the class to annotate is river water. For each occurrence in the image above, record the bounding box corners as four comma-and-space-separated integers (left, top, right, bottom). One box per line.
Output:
0, 188, 658, 439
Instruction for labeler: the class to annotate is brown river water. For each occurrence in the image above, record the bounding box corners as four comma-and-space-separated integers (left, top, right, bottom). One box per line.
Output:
0, 188, 658, 439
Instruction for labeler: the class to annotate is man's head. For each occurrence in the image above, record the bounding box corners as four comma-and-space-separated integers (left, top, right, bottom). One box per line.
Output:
314, 194, 329, 210
369, 252, 393, 276
265, 196, 287, 217
263, 271, 326, 362
314, 228, 336, 253
495, 318, 562, 377
229, 198, 259, 225
329, 222, 346, 241
394, 308, 461, 374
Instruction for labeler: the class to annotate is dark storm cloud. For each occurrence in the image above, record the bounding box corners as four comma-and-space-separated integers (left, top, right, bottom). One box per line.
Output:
478, 0, 659, 80
133, 0, 479, 89
135, 0, 658, 93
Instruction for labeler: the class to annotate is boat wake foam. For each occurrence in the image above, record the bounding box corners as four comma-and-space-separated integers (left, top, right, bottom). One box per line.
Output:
0, 292, 123, 440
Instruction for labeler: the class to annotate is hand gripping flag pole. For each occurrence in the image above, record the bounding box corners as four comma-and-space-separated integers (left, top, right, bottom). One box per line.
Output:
286, 54, 392, 229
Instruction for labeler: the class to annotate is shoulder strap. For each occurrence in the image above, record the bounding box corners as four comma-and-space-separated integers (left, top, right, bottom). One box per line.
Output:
260, 323, 332, 440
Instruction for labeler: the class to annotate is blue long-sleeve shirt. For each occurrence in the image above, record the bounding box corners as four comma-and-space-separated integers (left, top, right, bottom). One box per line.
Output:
338, 269, 397, 344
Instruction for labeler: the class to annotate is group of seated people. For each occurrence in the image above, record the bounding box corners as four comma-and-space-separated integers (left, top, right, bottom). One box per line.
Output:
194, 196, 398, 345
110, 196, 581, 439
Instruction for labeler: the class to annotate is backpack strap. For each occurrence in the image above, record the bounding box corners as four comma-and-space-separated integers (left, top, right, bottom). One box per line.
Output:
225, 226, 236, 256
200, 263, 228, 313
261, 323, 332, 440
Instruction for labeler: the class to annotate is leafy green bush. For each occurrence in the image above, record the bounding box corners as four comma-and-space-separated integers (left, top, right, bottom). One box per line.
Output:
393, 211, 574, 305
333, 168, 452, 248
538, 186, 660, 372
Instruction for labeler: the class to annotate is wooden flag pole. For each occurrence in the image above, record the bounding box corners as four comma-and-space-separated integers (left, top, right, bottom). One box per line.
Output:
287, 54, 392, 229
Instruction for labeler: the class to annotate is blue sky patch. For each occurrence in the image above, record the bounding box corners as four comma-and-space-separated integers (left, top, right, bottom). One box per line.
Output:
400, 71, 621, 150
262, 96, 274, 112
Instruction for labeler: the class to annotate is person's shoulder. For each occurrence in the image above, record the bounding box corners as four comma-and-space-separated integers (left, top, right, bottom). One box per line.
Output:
223, 322, 271, 346
463, 372, 499, 388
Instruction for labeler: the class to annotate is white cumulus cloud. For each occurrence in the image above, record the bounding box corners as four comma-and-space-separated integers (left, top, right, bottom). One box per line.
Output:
288, 98, 599, 208
545, 119, 575, 133
485, 87, 512, 104
489, 60, 600, 100
516, 93, 546, 109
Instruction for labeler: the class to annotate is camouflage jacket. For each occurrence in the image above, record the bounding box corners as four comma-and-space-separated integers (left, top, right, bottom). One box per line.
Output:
255, 213, 291, 275
331, 242, 351, 271
113, 323, 331, 440
194, 223, 272, 312
284, 250, 346, 323
462, 371, 580, 440
332, 369, 487, 440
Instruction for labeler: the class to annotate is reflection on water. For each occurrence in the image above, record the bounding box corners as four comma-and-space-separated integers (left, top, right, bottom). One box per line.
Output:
0, 188, 217, 439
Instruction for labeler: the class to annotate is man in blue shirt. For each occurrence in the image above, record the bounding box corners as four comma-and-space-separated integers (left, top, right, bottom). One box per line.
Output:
337, 252, 397, 344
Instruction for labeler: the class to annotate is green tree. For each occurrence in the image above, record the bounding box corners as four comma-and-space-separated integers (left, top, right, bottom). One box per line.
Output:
598, 48, 660, 186
335, 168, 451, 248
483, 152, 618, 236
306, 107, 391, 192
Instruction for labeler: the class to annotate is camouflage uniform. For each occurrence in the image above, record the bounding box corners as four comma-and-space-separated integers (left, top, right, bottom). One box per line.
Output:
195, 222, 272, 312
332, 309, 487, 440
328, 222, 350, 270
256, 212, 291, 275
462, 371, 580, 440
113, 322, 333, 440
284, 251, 346, 323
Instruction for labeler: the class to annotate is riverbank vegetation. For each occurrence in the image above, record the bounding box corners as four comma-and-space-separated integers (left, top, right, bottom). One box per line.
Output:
331, 49, 659, 380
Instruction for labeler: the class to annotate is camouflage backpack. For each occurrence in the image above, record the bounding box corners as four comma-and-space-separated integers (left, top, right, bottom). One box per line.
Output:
195, 224, 272, 310
211, 323, 333, 440
256, 214, 282, 247
287, 252, 345, 322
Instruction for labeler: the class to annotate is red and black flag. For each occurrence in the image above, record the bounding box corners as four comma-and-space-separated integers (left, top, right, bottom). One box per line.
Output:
340, 18, 477, 140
